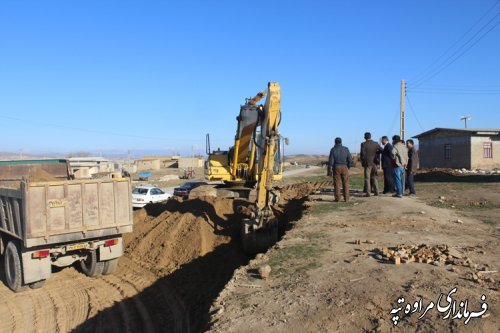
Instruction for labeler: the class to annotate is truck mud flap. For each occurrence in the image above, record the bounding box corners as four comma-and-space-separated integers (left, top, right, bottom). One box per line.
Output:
21, 251, 51, 284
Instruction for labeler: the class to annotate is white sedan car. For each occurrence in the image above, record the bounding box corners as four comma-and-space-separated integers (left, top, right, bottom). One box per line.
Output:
132, 186, 172, 208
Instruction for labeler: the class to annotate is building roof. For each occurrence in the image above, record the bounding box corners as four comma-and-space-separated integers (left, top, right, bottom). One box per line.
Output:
413, 128, 500, 139
68, 157, 109, 162
140, 155, 180, 160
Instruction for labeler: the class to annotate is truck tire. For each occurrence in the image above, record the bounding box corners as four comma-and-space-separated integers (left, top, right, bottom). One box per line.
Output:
29, 279, 46, 289
80, 250, 104, 277
4, 241, 26, 292
102, 258, 119, 275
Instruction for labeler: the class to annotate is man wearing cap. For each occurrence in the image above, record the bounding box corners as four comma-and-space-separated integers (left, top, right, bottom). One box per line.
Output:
360, 132, 383, 197
328, 137, 353, 202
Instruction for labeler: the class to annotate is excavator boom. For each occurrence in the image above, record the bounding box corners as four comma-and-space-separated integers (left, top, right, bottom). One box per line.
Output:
206, 86, 283, 185
241, 82, 282, 253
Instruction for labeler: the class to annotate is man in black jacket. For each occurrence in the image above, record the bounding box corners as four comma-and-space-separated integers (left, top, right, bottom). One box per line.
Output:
381, 136, 394, 194
328, 137, 353, 202
406, 139, 419, 196
360, 132, 383, 197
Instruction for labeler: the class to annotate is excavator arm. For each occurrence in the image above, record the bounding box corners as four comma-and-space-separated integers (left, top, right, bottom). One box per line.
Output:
241, 82, 282, 253
206, 84, 283, 185
230, 90, 265, 181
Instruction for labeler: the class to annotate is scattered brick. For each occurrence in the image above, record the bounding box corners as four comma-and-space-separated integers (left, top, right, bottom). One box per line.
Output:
372, 244, 472, 267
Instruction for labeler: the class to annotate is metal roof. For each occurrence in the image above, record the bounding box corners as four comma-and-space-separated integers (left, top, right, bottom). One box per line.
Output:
413, 128, 500, 138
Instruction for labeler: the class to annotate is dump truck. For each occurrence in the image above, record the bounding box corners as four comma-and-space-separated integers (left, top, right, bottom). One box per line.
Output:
0, 159, 133, 292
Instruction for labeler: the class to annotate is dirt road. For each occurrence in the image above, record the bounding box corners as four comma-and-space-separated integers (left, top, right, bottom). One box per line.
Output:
208, 175, 500, 333
282, 166, 320, 177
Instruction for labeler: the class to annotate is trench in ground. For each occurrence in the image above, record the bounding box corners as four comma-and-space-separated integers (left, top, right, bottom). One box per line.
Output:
71, 182, 326, 333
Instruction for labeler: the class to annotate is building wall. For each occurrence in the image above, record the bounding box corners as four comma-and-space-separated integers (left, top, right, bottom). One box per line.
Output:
418, 132, 471, 169
178, 157, 204, 168
161, 160, 178, 168
73, 167, 91, 179
142, 155, 180, 160
470, 136, 500, 169
136, 159, 161, 171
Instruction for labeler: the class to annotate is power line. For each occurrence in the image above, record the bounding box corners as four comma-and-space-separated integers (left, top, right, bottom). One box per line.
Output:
408, 88, 500, 92
409, 0, 500, 84
405, 95, 425, 132
407, 83, 500, 94
408, 83, 500, 89
409, 2, 500, 88
410, 17, 500, 88
386, 108, 400, 135
406, 90, 500, 95
0, 114, 198, 143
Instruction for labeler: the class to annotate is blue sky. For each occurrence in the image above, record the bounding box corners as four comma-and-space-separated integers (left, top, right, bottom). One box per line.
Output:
0, 0, 499, 156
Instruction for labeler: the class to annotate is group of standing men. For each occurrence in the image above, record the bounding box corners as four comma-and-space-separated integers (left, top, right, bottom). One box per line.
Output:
382, 134, 419, 197
327, 132, 419, 201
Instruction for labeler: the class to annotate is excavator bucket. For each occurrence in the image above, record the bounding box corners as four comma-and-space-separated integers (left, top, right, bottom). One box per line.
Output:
240, 218, 278, 254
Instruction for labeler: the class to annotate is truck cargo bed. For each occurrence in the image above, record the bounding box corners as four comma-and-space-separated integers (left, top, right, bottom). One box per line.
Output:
0, 178, 133, 248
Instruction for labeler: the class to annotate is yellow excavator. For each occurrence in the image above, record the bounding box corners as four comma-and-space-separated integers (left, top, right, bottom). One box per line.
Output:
206, 82, 283, 252
205, 84, 283, 186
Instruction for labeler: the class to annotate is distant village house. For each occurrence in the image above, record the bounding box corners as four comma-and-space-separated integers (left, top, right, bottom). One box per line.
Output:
413, 128, 500, 170
135, 155, 204, 171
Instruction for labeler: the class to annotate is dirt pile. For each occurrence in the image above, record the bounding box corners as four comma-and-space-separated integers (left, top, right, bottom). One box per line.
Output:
126, 196, 250, 276
279, 181, 331, 201
124, 195, 263, 332
125, 182, 320, 277
28, 169, 62, 182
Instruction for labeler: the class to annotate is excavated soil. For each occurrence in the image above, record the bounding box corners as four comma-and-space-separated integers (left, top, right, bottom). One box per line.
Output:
125, 197, 240, 275
28, 169, 62, 182
0, 183, 317, 333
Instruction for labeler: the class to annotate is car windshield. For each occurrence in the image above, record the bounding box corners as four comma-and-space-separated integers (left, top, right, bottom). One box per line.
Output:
133, 188, 149, 195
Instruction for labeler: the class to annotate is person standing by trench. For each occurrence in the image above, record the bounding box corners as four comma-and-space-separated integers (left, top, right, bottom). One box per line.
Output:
360, 132, 383, 197
381, 136, 394, 194
406, 139, 419, 197
391, 135, 408, 198
328, 137, 353, 202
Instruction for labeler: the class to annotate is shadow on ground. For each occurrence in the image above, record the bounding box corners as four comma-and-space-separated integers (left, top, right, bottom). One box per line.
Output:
72, 194, 309, 333
415, 171, 500, 183
71, 239, 250, 333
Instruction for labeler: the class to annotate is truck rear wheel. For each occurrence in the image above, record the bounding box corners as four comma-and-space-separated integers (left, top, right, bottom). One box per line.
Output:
4, 241, 26, 292
102, 258, 119, 275
80, 250, 104, 277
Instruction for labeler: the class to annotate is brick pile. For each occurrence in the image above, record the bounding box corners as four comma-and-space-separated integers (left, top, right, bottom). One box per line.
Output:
373, 244, 466, 265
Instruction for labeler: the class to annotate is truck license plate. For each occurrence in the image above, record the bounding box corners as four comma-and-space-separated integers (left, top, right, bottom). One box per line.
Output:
67, 243, 89, 251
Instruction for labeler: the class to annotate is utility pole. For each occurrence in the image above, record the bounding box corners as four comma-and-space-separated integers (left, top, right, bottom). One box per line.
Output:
460, 115, 471, 128
400, 80, 406, 141
127, 149, 131, 172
